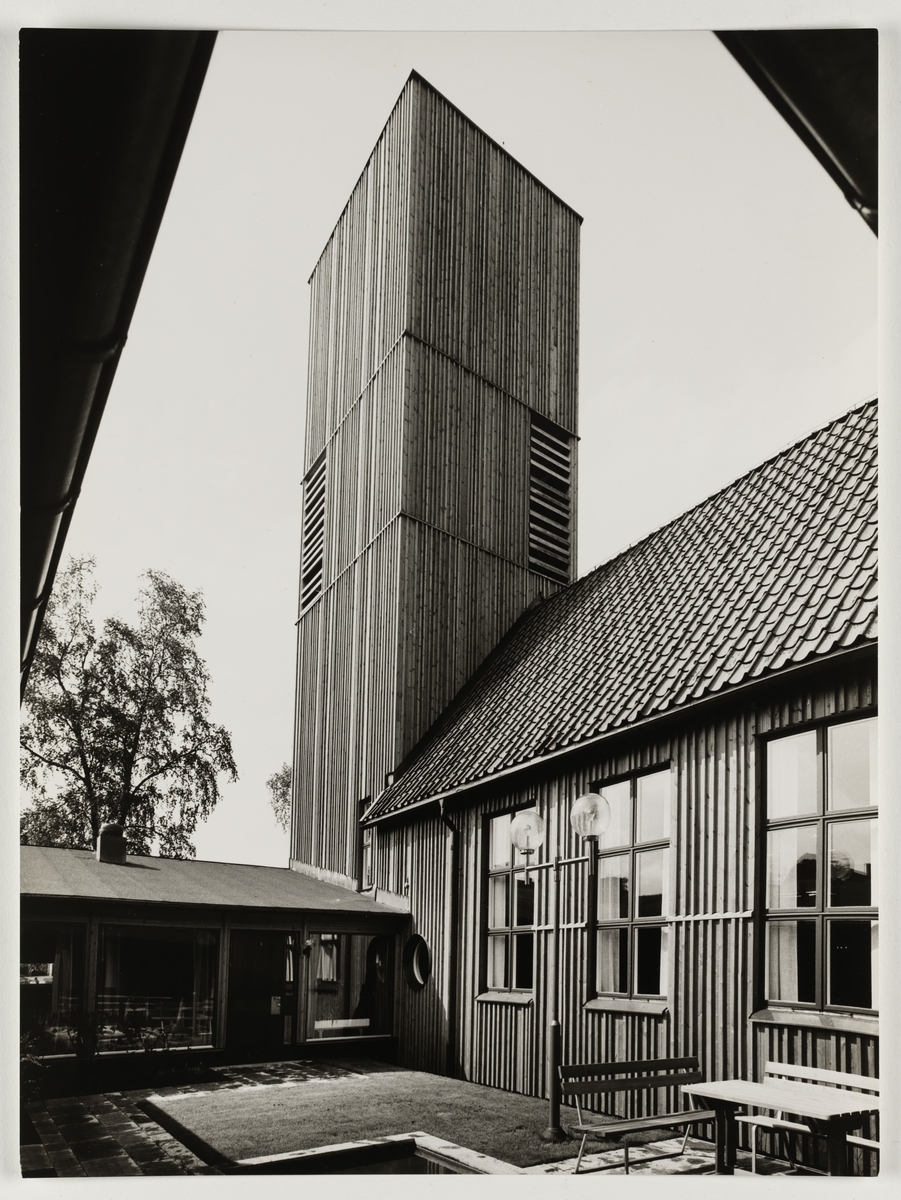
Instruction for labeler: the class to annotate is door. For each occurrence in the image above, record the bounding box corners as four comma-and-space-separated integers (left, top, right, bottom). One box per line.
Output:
226, 930, 298, 1051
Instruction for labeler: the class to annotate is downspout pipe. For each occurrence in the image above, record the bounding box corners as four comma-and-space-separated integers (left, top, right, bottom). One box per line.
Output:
439, 798, 460, 1079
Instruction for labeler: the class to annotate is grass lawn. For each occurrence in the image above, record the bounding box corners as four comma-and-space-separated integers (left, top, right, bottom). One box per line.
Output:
140, 1061, 619, 1169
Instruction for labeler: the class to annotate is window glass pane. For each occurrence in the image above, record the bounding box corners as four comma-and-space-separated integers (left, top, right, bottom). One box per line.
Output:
598, 854, 629, 920
513, 932, 534, 989
309, 933, 392, 1039
766, 920, 816, 1003
828, 819, 876, 907
597, 781, 631, 849
488, 935, 508, 989
634, 926, 668, 995
636, 848, 669, 917
768, 732, 818, 819
489, 814, 512, 869
488, 876, 509, 928
767, 825, 817, 908
828, 920, 876, 1009
96, 926, 217, 1050
828, 719, 877, 811
513, 874, 535, 926
20, 923, 86, 1055
597, 928, 628, 994
637, 771, 670, 843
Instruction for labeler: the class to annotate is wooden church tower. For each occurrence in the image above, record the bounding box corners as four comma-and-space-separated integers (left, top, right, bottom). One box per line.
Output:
291, 72, 582, 885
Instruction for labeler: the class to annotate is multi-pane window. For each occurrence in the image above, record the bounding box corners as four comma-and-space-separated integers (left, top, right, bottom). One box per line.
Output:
764, 716, 877, 1011
485, 811, 537, 991
595, 768, 671, 999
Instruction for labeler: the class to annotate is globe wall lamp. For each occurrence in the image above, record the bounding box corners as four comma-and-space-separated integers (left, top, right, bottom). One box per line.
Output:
510, 791, 611, 1142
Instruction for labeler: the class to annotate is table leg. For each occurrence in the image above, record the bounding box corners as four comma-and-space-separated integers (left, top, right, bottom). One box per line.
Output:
713, 1106, 736, 1175
825, 1123, 848, 1177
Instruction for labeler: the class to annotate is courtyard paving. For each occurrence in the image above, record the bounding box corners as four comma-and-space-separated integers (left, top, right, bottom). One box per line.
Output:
21, 1058, 796, 1178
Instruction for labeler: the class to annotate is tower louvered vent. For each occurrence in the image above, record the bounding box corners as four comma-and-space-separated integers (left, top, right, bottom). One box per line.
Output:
529, 416, 572, 583
300, 455, 326, 610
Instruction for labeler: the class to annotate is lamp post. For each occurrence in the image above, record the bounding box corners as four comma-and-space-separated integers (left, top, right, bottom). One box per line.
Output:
510, 792, 611, 1142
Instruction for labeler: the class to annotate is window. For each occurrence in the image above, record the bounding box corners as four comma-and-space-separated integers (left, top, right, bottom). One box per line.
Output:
96, 926, 218, 1050
305, 933, 392, 1039
763, 716, 877, 1012
529, 414, 572, 583
485, 811, 538, 991
20, 922, 86, 1055
299, 453, 326, 610
594, 768, 671, 999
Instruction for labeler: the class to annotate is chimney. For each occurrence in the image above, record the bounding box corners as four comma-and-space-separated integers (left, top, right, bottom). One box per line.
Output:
96, 821, 127, 864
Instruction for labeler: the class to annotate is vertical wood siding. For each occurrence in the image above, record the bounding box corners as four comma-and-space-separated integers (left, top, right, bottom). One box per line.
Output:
294, 75, 580, 882
407, 80, 580, 430
383, 662, 878, 1162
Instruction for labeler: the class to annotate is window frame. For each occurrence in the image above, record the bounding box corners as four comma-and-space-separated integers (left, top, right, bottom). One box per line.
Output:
590, 764, 673, 1004
759, 712, 878, 1016
481, 807, 540, 995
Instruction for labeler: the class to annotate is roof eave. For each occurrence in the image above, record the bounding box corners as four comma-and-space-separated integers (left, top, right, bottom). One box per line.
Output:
362, 639, 877, 825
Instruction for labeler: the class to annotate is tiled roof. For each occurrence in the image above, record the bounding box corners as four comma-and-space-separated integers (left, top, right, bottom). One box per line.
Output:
367, 400, 877, 820
20, 845, 402, 915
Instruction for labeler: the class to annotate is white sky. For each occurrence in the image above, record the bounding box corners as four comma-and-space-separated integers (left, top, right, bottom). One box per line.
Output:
49, 28, 878, 868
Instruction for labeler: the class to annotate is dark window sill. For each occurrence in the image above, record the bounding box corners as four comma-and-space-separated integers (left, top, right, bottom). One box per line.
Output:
476, 990, 533, 1007
751, 1007, 879, 1036
583, 997, 668, 1016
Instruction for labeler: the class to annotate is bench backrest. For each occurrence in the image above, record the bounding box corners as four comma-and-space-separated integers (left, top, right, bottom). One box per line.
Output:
559, 1056, 703, 1098
764, 1061, 880, 1094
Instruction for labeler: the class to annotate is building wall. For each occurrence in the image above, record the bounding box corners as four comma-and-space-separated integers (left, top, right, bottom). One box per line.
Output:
374, 656, 878, 1158
293, 74, 581, 882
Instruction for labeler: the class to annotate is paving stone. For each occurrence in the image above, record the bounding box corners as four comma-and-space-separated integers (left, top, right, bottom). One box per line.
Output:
37, 1132, 68, 1151
96, 1113, 138, 1130
139, 1160, 187, 1175
68, 1137, 125, 1159
47, 1148, 88, 1178
81, 1156, 145, 1177
57, 1122, 106, 1143
124, 1143, 172, 1164
20, 1144, 52, 1173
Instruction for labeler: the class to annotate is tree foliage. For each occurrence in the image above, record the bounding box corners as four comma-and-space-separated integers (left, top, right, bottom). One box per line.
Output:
20, 557, 238, 857
266, 762, 292, 833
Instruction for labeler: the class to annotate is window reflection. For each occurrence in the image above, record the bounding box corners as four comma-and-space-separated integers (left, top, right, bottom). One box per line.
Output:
828, 719, 877, 811
597, 781, 631, 849
96, 926, 217, 1051
636, 848, 668, 917
767, 826, 817, 908
598, 854, 629, 920
768, 731, 818, 819
828, 820, 876, 907
20, 922, 85, 1055
766, 920, 816, 1003
637, 771, 670, 842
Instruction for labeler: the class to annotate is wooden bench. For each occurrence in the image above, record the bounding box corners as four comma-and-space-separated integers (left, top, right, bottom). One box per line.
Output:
559, 1057, 717, 1174
735, 1061, 880, 1173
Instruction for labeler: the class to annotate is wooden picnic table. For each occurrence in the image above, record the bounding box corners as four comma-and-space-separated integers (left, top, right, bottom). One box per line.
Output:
682, 1078, 880, 1175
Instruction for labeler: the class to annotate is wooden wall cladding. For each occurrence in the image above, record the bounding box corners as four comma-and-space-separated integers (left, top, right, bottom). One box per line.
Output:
305, 87, 413, 466
377, 660, 877, 1148
294, 75, 580, 881
304, 72, 580, 477
407, 78, 581, 431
